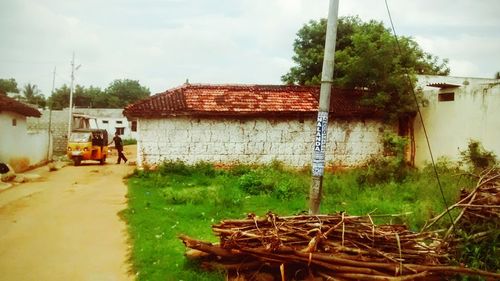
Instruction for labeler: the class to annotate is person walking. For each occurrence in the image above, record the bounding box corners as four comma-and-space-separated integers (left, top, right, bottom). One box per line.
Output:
113, 132, 128, 164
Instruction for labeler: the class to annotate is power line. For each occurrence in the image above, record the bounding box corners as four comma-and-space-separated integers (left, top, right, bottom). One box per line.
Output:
384, 0, 456, 230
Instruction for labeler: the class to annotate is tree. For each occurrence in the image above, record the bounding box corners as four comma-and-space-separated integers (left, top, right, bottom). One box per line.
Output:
48, 79, 149, 110
86, 86, 106, 108
495, 72, 500, 79
49, 84, 95, 109
104, 79, 150, 108
282, 16, 450, 119
22, 83, 46, 108
48, 84, 70, 110
73, 85, 92, 108
0, 78, 19, 96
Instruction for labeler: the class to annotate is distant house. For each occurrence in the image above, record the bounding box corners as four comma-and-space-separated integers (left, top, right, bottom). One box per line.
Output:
72, 108, 137, 139
124, 83, 394, 168
0, 95, 50, 172
28, 108, 137, 153
414, 75, 500, 167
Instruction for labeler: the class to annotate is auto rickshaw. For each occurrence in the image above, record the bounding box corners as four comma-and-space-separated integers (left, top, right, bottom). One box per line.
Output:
67, 129, 108, 166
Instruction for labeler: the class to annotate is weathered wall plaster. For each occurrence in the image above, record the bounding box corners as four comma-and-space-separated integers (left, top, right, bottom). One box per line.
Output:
137, 117, 388, 167
1, 112, 51, 172
414, 76, 500, 167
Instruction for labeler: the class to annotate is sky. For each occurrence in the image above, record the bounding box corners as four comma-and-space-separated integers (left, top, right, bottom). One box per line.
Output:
1, 0, 499, 97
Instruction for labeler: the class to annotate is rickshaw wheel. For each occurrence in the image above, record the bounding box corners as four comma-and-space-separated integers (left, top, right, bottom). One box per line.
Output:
100, 156, 106, 165
73, 157, 82, 166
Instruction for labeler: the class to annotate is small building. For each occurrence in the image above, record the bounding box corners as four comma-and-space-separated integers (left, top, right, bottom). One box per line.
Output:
414, 75, 500, 167
72, 108, 137, 139
0, 95, 50, 172
124, 84, 394, 168
28, 108, 137, 153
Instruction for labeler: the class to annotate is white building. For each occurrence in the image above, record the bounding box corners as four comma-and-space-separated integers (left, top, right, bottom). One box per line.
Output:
0, 95, 50, 172
73, 108, 137, 139
414, 75, 500, 167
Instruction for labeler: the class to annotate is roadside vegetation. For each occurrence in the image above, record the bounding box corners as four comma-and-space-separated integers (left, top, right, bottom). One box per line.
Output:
123, 138, 137, 146
122, 138, 499, 280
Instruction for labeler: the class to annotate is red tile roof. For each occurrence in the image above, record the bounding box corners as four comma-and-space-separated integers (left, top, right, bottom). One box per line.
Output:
0, 95, 41, 117
123, 84, 382, 119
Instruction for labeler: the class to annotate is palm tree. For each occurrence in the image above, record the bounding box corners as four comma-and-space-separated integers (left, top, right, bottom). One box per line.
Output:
23, 83, 38, 100
22, 83, 46, 108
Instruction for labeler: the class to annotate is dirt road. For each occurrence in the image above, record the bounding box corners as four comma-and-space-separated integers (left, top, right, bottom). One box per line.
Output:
0, 146, 136, 281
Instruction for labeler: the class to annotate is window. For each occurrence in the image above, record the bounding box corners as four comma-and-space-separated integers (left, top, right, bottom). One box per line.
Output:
115, 127, 125, 135
131, 121, 137, 132
12, 118, 17, 126
102, 120, 109, 124
438, 92, 455, 102
116, 120, 123, 124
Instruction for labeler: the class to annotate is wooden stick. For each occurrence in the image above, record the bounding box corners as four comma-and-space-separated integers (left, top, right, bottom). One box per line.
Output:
240, 248, 391, 276
324, 271, 430, 281
404, 264, 500, 279
179, 235, 237, 258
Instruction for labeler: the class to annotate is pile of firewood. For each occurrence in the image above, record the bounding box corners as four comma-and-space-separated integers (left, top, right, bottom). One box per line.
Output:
423, 167, 500, 239
457, 168, 499, 227
180, 211, 500, 280
180, 168, 500, 280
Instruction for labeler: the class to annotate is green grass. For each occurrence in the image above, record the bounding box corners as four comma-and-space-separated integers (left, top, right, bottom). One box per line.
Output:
123, 139, 137, 145
123, 160, 472, 280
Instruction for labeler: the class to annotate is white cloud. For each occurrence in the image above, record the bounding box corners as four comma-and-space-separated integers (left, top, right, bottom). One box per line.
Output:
415, 34, 500, 77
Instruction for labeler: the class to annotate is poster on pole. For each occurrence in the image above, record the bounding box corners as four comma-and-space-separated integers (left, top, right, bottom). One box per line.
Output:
312, 111, 329, 176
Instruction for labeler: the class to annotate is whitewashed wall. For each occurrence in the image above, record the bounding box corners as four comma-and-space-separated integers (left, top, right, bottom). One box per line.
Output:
0, 112, 52, 172
414, 76, 500, 167
74, 108, 137, 139
95, 117, 136, 139
137, 117, 388, 168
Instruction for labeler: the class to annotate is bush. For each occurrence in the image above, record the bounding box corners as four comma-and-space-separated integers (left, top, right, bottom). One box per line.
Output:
193, 161, 217, 177
238, 171, 274, 195
455, 226, 500, 274
357, 133, 411, 185
158, 160, 192, 175
228, 164, 253, 176
123, 138, 137, 145
460, 140, 497, 173
273, 178, 303, 200
156, 160, 218, 177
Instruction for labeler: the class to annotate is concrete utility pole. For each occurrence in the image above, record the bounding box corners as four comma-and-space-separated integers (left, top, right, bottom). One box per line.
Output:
67, 53, 81, 138
309, 0, 340, 214
47, 67, 56, 161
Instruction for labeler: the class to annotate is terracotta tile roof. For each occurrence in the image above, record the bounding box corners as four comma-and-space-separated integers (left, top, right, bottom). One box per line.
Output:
0, 95, 41, 117
123, 84, 382, 119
